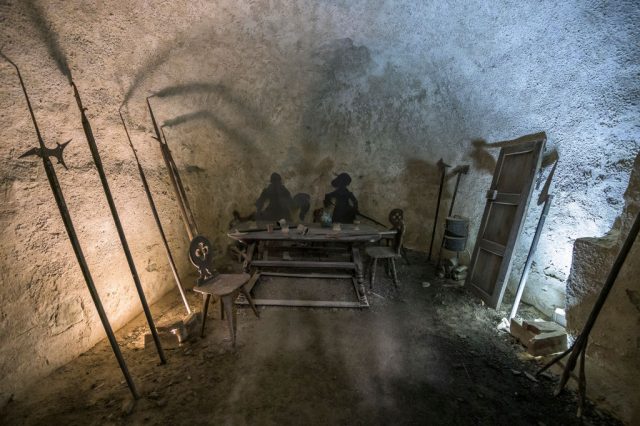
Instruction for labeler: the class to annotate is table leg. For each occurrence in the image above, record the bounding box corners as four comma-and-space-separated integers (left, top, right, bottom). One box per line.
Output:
243, 242, 256, 272
371, 257, 378, 290
351, 246, 367, 304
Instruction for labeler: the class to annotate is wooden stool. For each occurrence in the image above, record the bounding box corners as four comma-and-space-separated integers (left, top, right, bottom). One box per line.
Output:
193, 273, 259, 347
365, 209, 406, 290
189, 236, 259, 347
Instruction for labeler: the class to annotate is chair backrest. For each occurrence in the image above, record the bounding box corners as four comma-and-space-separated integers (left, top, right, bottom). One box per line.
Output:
189, 235, 216, 284
388, 209, 406, 256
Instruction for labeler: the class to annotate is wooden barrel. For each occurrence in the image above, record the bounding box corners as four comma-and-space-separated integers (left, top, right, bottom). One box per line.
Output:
443, 216, 468, 251
443, 232, 467, 251
445, 216, 469, 237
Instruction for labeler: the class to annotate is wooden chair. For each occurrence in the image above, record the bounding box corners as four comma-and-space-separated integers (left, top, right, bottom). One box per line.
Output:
366, 209, 406, 289
189, 236, 259, 347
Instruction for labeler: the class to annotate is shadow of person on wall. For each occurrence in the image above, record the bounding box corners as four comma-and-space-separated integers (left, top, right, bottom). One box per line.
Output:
324, 172, 358, 224
256, 173, 293, 222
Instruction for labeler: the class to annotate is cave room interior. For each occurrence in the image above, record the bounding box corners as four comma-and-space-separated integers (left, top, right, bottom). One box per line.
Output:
0, 1, 639, 425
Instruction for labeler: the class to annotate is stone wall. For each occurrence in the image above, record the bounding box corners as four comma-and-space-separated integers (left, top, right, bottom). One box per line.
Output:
566, 152, 640, 423
0, 0, 638, 413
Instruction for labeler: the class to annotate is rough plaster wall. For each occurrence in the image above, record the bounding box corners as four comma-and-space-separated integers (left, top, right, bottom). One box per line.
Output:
566, 152, 640, 424
0, 0, 638, 412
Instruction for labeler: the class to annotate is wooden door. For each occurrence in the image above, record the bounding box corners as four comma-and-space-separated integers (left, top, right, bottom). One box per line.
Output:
465, 134, 546, 309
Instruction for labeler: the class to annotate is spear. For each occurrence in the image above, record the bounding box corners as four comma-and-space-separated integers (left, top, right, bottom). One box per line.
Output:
119, 109, 191, 314
146, 97, 199, 240
1, 52, 139, 399
161, 126, 198, 237
70, 81, 166, 365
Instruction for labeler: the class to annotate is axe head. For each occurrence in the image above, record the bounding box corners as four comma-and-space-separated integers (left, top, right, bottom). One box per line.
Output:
537, 160, 558, 205
53, 139, 72, 170
451, 164, 470, 175
437, 158, 452, 170
19, 147, 42, 160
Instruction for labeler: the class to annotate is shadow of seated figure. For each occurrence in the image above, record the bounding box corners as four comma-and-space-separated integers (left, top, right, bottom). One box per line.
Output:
324, 172, 358, 224
255, 172, 293, 222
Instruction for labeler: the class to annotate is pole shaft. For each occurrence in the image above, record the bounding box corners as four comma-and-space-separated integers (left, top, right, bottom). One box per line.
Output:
120, 112, 191, 314
146, 99, 197, 240
160, 128, 198, 236
428, 168, 446, 260
559, 209, 640, 391
72, 83, 166, 364
437, 171, 464, 265
3, 56, 139, 399
509, 195, 553, 319
541, 208, 640, 394
448, 172, 463, 217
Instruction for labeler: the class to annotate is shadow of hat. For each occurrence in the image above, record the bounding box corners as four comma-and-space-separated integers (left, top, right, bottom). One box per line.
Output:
331, 172, 352, 188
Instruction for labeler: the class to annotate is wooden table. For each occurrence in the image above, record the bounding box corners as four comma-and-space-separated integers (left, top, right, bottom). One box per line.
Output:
227, 224, 395, 308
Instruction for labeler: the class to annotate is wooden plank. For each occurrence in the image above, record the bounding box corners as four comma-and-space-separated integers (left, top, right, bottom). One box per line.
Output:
479, 240, 506, 256
238, 298, 368, 308
493, 193, 521, 205
260, 272, 354, 279
230, 234, 381, 243
251, 260, 356, 269
227, 224, 387, 243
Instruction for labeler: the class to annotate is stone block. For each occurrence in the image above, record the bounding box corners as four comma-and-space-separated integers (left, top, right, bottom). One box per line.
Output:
510, 318, 567, 356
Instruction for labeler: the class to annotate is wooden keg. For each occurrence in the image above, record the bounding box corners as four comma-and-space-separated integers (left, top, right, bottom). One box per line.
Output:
443, 216, 469, 251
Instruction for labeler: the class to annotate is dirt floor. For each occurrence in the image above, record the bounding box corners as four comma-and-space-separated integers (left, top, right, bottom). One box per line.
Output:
0, 251, 623, 425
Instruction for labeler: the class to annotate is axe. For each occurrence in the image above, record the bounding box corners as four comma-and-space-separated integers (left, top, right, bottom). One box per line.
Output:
437, 164, 469, 264
448, 164, 470, 217
428, 159, 451, 261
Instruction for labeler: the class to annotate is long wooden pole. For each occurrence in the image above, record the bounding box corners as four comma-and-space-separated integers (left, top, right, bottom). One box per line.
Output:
509, 194, 553, 319
146, 98, 198, 241
71, 82, 166, 365
160, 127, 198, 237
538, 209, 640, 416
119, 111, 191, 314
428, 159, 449, 260
1, 53, 139, 399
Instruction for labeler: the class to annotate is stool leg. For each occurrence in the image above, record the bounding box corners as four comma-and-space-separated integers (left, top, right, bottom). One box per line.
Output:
222, 294, 236, 347
390, 258, 399, 288
370, 258, 378, 290
201, 294, 211, 337
241, 287, 260, 318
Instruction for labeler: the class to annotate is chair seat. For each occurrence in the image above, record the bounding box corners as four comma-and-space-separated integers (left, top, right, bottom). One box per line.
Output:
365, 246, 400, 259
193, 273, 250, 297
